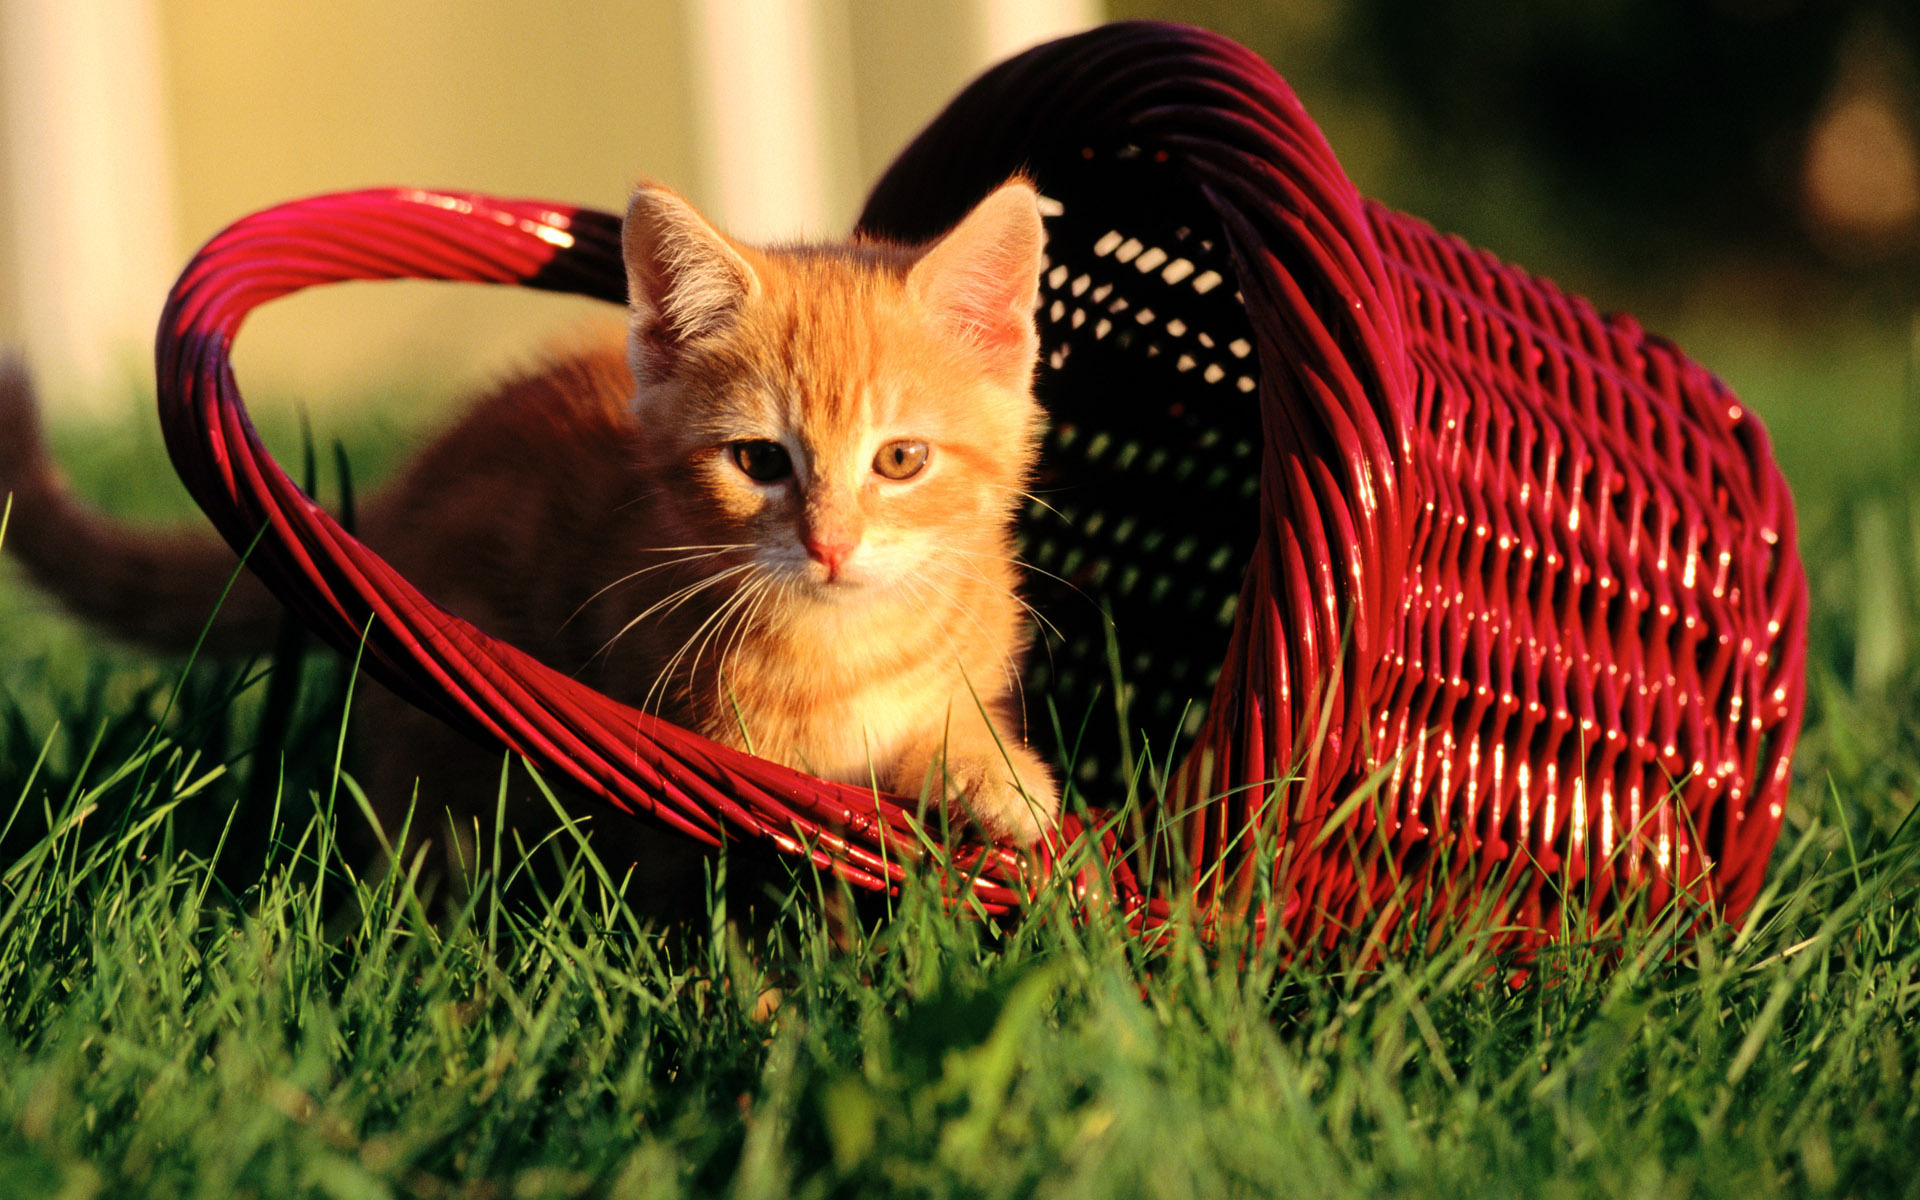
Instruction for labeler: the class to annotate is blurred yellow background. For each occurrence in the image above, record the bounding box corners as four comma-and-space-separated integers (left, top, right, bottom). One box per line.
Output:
5, 0, 1914, 508
0, 0, 1097, 416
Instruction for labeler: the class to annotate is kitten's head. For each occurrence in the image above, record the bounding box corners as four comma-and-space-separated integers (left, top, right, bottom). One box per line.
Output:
619, 180, 1046, 603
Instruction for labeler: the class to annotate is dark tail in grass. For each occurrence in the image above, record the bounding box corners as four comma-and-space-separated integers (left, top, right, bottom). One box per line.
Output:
0, 355, 285, 657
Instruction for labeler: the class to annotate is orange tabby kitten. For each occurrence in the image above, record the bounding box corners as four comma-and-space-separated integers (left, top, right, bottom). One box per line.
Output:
0, 179, 1059, 881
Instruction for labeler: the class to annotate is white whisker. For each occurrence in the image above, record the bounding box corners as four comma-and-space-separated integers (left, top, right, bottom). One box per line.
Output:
594, 561, 756, 667
611, 485, 669, 514
562, 543, 754, 631
645, 567, 766, 717
688, 573, 767, 689
911, 568, 1027, 717
982, 482, 1075, 526
962, 545, 1100, 618
717, 574, 779, 684
920, 553, 1069, 652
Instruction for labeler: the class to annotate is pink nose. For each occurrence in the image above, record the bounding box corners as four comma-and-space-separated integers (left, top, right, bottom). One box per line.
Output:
805, 534, 856, 575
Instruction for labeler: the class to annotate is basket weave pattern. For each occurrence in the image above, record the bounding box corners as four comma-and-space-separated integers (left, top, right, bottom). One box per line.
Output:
152, 22, 1805, 945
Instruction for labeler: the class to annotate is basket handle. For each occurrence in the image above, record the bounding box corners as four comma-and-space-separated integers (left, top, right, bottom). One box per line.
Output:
154, 186, 1122, 914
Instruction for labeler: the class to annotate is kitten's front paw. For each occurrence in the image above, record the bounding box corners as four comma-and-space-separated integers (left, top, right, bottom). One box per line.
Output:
941, 744, 1059, 847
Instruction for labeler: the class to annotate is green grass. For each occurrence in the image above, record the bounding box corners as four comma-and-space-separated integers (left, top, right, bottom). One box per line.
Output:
2, 407, 1918, 1198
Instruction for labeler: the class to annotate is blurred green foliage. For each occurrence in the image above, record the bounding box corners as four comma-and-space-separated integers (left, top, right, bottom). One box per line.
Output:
1112, 0, 1920, 500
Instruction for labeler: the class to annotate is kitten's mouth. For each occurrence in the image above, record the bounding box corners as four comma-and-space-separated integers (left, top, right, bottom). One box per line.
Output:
761, 557, 873, 598
808, 569, 869, 597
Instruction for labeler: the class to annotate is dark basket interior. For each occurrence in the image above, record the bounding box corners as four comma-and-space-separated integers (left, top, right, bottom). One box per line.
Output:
1019, 147, 1264, 796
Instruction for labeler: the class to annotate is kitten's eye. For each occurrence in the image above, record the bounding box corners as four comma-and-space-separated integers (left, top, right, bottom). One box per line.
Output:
729, 440, 792, 482
873, 439, 930, 480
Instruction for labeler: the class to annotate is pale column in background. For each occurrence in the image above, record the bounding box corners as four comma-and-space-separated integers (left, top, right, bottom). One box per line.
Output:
683, 0, 839, 242
0, 0, 1103, 416
841, 0, 1099, 223
0, 0, 177, 412
980, 0, 1100, 62
683, 0, 1098, 242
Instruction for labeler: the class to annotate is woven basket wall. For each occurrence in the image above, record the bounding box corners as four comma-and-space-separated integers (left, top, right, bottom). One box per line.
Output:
154, 22, 1806, 948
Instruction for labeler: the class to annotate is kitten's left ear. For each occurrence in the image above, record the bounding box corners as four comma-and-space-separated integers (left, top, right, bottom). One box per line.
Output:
907, 180, 1046, 386
623, 182, 759, 379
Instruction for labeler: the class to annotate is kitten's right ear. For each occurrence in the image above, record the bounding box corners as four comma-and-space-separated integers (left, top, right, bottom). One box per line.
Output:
623, 183, 759, 378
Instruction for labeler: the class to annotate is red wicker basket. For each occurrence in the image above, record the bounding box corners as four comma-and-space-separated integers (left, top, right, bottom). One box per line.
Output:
154, 22, 1805, 948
